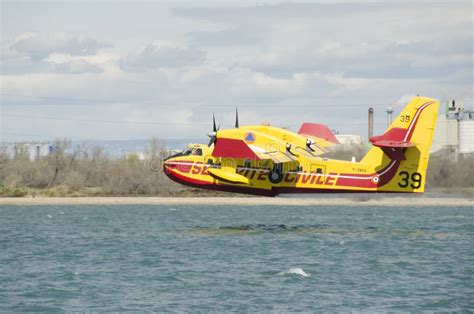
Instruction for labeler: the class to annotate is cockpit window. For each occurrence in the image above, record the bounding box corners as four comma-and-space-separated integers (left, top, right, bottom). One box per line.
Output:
182, 147, 193, 156
182, 147, 202, 156
193, 148, 203, 156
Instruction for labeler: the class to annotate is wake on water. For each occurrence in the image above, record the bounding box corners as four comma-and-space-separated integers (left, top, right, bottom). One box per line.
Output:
278, 268, 310, 277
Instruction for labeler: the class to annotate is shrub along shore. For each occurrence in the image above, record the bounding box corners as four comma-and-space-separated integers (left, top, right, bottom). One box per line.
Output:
1, 139, 473, 198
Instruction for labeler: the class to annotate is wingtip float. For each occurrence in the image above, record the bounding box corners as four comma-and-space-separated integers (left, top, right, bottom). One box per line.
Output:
164, 96, 439, 196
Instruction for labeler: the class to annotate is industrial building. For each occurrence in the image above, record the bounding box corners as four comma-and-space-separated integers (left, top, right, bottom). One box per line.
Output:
431, 101, 474, 154
2, 142, 53, 161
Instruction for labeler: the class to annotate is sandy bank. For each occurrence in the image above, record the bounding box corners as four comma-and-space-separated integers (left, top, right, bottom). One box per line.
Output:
0, 196, 472, 207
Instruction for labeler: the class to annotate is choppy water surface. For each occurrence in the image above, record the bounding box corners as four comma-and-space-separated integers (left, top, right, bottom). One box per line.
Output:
1, 205, 473, 311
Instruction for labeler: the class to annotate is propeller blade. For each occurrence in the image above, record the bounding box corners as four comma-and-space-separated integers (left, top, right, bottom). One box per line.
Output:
235, 107, 239, 128
208, 133, 217, 147
208, 137, 215, 147
208, 114, 219, 147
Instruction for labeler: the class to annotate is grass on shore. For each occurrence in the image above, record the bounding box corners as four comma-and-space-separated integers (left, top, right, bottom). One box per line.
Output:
0, 185, 242, 198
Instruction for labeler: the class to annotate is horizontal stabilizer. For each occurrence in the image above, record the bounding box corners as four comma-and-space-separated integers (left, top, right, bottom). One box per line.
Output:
369, 127, 415, 148
370, 140, 415, 148
369, 127, 415, 160
298, 123, 339, 144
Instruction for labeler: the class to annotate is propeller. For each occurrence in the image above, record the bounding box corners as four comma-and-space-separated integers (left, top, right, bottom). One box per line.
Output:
235, 107, 239, 128
207, 114, 220, 147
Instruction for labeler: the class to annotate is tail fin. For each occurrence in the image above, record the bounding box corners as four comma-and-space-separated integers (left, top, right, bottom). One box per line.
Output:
361, 96, 439, 192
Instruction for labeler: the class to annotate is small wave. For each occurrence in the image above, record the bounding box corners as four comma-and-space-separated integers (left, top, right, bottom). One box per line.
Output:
192, 226, 259, 236
278, 268, 310, 277
191, 224, 452, 238
192, 224, 328, 235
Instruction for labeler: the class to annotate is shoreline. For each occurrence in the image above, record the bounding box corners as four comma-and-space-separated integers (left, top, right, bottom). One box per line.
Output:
0, 196, 472, 207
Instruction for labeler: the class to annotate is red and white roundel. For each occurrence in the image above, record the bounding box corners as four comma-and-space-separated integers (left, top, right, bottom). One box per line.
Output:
371, 175, 380, 184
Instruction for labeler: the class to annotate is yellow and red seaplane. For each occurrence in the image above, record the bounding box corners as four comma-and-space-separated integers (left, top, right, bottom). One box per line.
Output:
164, 96, 439, 196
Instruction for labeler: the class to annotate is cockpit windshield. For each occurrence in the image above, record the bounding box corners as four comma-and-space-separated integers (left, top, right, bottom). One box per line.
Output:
182, 147, 193, 156
182, 147, 203, 156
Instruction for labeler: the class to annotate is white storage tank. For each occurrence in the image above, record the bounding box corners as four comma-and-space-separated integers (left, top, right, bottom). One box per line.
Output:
459, 120, 474, 153
335, 134, 364, 147
431, 114, 459, 152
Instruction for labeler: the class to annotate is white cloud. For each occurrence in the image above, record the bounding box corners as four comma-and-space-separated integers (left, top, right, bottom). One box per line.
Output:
176, 3, 473, 82
1, 55, 103, 75
51, 59, 102, 74
2, 33, 111, 75
1, 2, 473, 141
120, 41, 205, 71
10, 32, 110, 60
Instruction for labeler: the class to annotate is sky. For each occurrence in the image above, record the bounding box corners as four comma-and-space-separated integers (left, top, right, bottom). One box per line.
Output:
1, 0, 473, 142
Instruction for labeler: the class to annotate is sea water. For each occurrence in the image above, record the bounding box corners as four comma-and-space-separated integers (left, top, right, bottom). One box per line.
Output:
0, 205, 472, 311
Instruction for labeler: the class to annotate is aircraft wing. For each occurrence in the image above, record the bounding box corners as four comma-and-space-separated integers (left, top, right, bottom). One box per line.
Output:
292, 146, 327, 158
212, 138, 261, 160
255, 151, 294, 163
239, 125, 333, 155
212, 138, 297, 162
